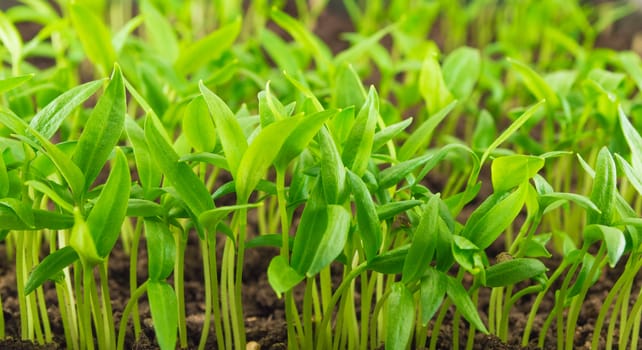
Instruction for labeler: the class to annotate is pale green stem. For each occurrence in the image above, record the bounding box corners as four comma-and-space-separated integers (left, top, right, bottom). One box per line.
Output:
129, 219, 143, 340
117, 282, 148, 350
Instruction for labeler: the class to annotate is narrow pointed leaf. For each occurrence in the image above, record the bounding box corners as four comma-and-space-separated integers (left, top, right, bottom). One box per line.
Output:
0, 74, 33, 94
147, 281, 178, 350
86, 148, 130, 258
183, 96, 217, 153
443, 47, 481, 100
461, 182, 527, 249
72, 66, 125, 188
587, 147, 616, 225
274, 110, 334, 170
420, 268, 447, 326
175, 18, 241, 75
199, 82, 247, 177
144, 116, 214, 216
69, 3, 116, 76
618, 106, 642, 174
145, 218, 176, 280
318, 127, 346, 204
402, 195, 439, 283
398, 100, 456, 160
484, 258, 547, 287
342, 87, 378, 176
446, 276, 488, 334
29, 80, 104, 140
25, 246, 79, 295
508, 58, 560, 108
347, 170, 381, 261
291, 202, 351, 276
236, 116, 301, 202
386, 282, 415, 349
584, 225, 625, 268
491, 155, 544, 193
125, 117, 161, 192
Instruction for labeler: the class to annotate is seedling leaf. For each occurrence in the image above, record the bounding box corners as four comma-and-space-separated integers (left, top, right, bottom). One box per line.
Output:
25, 246, 79, 295
267, 256, 304, 298
491, 155, 544, 193
420, 268, 447, 326
347, 170, 381, 261
484, 258, 547, 287
72, 65, 125, 189
402, 195, 439, 283
386, 282, 415, 349
147, 281, 178, 350
446, 275, 488, 334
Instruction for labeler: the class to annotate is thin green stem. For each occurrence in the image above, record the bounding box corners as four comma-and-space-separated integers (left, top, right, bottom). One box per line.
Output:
564, 247, 606, 350
620, 285, 642, 350
129, 219, 143, 340
207, 231, 226, 350
80, 264, 94, 350
276, 167, 300, 349
316, 263, 368, 347
88, 267, 106, 350
117, 282, 148, 350
99, 261, 115, 349
175, 228, 187, 348
198, 237, 213, 350
233, 207, 248, 348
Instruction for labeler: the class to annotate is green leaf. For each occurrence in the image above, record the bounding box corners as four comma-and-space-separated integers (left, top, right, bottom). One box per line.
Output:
0, 10, 22, 66
333, 64, 366, 109
372, 118, 412, 152
584, 225, 625, 268
0, 207, 72, 230
539, 192, 600, 215
479, 100, 545, 166
420, 267, 447, 326
267, 256, 304, 298
271, 8, 331, 72
446, 275, 488, 334
587, 147, 616, 225
25, 246, 78, 295
260, 29, 299, 74
236, 116, 301, 202
175, 17, 241, 75
72, 66, 125, 188
144, 116, 214, 217
198, 203, 262, 240
25, 132, 86, 202
147, 281, 178, 350
29, 80, 104, 140
366, 245, 409, 274
618, 106, 642, 174
125, 117, 161, 192
183, 96, 217, 153
491, 155, 544, 193
386, 282, 415, 350
342, 87, 378, 176
318, 127, 346, 204
199, 81, 247, 177
508, 58, 560, 108
145, 218, 176, 280
69, 3, 116, 76
70, 207, 102, 266
86, 148, 130, 258
0, 153, 8, 198
484, 258, 547, 287
472, 110, 496, 151
377, 153, 434, 190
376, 200, 422, 221
0, 198, 35, 228
398, 100, 456, 160
141, 0, 179, 63
291, 201, 351, 276
443, 47, 481, 100
274, 110, 334, 171
347, 170, 381, 261
179, 152, 229, 170
419, 50, 454, 115
0, 74, 33, 94
402, 195, 439, 283
461, 182, 527, 250
126, 199, 165, 217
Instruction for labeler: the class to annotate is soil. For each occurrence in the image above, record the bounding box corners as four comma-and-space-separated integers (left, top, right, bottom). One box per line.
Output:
2, 2, 642, 350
